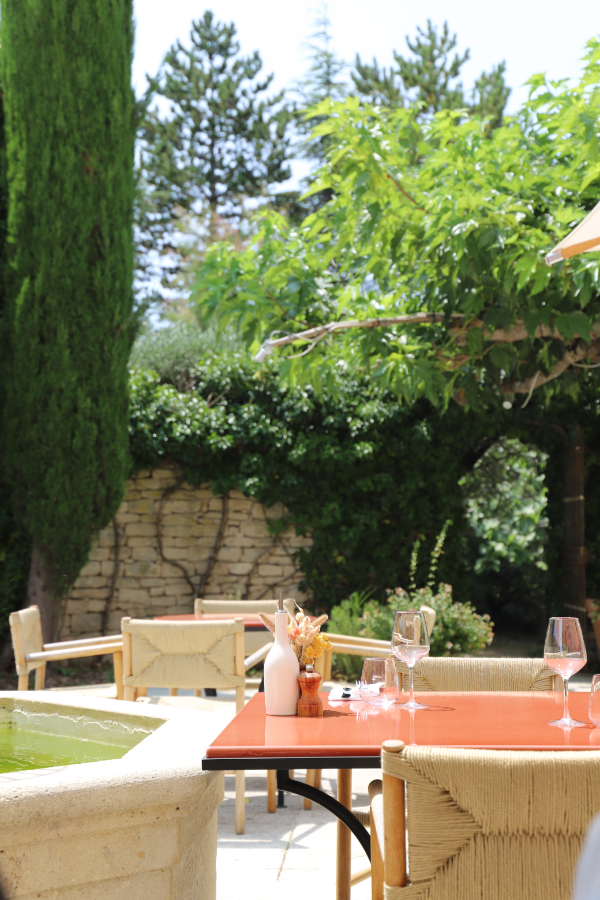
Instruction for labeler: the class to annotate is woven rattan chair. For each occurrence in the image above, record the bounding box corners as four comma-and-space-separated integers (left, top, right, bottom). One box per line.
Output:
121, 616, 271, 834
9, 605, 123, 696
370, 739, 600, 900
349, 657, 562, 896
395, 656, 561, 693
194, 597, 295, 656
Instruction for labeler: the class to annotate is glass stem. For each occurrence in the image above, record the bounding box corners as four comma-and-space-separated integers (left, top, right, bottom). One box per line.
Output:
563, 676, 570, 721
409, 665, 415, 705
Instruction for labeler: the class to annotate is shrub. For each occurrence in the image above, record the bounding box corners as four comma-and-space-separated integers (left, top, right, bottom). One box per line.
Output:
328, 524, 494, 680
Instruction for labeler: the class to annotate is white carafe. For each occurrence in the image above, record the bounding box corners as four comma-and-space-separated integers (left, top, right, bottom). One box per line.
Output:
264, 591, 300, 716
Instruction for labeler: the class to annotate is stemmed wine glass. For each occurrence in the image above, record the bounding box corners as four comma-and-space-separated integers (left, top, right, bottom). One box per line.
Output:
543, 616, 587, 728
391, 610, 430, 710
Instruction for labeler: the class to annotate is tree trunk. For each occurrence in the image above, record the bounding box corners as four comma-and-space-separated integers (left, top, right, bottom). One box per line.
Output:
27, 544, 59, 642
563, 423, 588, 640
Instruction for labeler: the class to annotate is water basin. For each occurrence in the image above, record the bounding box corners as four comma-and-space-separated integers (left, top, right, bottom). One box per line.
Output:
0, 725, 133, 772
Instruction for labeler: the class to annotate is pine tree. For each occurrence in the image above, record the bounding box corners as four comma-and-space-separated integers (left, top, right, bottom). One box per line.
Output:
294, 4, 348, 164
1, 0, 136, 639
352, 20, 510, 126
137, 12, 292, 300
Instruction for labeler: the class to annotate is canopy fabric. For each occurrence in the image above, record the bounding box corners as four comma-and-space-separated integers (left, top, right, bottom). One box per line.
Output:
546, 200, 600, 264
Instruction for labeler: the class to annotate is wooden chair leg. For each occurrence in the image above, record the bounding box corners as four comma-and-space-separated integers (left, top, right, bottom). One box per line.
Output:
169, 687, 178, 696
382, 741, 406, 888
314, 768, 322, 789
123, 685, 135, 702
337, 769, 352, 900
267, 770, 277, 813
18, 674, 29, 691
136, 686, 147, 698
194, 689, 202, 697
304, 769, 316, 809
235, 770, 245, 835
34, 664, 46, 690
113, 651, 124, 700
370, 804, 384, 900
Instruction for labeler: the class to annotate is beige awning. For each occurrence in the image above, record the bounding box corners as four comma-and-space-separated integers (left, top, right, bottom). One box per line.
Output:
545, 200, 600, 265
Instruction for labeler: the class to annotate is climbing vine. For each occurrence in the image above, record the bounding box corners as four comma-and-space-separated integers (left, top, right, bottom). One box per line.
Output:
127, 355, 600, 617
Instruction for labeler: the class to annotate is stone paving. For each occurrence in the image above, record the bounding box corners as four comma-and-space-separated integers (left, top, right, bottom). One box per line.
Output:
216, 767, 372, 900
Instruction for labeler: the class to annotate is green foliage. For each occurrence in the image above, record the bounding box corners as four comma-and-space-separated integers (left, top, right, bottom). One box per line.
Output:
130, 320, 245, 390
192, 40, 600, 409
1, 0, 136, 634
359, 523, 494, 658
127, 355, 600, 625
0, 473, 31, 643
327, 590, 373, 680
461, 439, 549, 572
353, 20, 509, 125
137, 12, 293, 297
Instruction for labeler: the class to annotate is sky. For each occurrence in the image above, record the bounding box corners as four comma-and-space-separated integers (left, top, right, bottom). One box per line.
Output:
133, 0, 599, 111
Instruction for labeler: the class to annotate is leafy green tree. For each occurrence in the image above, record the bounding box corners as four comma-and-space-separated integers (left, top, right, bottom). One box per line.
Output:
137, 12, 293, 299
193, 40, 600, 410
1, 0, 136, 639
353, 20, 510, 126
461, 439, 549, 573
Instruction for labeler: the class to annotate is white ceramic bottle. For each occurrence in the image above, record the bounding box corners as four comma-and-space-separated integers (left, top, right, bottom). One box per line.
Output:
264, 591, 300, 716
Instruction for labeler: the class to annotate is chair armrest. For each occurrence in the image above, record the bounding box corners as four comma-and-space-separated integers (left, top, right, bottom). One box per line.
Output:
328, 642, 390, 657
43, 635, 122, 651
244, 643, 273, 670
326, 633, 391, 648
368, 778, 382, 802
27, 642, 123, 664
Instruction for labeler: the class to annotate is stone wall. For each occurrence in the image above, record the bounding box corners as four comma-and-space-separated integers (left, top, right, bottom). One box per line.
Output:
61, 467, 312, 639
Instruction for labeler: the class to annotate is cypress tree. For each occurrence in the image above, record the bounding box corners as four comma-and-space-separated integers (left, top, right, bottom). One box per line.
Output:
1, 1, 136, 639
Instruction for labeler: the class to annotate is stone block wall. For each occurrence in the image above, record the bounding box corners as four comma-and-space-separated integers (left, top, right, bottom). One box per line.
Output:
61, 467, 312, 639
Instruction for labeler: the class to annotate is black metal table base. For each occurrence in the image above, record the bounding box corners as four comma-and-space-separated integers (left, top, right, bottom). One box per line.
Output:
276, 769, 371, 860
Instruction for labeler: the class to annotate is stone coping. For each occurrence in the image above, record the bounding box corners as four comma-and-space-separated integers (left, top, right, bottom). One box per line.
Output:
0, 691, 223, 834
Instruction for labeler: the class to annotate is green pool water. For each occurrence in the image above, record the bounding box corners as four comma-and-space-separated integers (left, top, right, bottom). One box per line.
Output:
0, 726, 132, 773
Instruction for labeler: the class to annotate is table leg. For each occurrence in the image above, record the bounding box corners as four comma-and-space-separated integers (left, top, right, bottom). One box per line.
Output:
337, 769, 352, 900
275, 769, 370, 860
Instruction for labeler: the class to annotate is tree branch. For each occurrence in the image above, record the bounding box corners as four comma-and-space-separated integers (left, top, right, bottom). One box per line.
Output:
500, 342, 594, 394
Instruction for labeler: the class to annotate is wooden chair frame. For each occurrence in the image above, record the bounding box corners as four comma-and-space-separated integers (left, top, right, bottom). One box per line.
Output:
121, 616, 271, 834
9, 606, 123, 698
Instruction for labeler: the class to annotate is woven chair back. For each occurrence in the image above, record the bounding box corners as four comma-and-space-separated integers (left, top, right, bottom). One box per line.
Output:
9, 606, 44, 674
383, 744, 600, 900
195, 598, 297, 616
122, 618, 244, 690
396, 657, 556, 692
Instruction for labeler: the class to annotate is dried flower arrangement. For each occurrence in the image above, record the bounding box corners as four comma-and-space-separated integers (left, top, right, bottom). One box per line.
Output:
259, 608, 332, 667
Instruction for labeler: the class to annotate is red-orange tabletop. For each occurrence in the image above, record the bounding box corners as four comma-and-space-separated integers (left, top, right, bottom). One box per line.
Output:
203, 690, 599, 771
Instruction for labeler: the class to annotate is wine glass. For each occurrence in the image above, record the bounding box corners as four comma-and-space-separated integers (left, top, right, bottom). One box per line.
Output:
391, 610, 430, 710
544, 616, 587, 728
359, 658, 399, 707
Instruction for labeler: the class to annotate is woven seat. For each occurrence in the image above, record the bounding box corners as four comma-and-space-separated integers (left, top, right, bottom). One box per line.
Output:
371, 740, 600, 900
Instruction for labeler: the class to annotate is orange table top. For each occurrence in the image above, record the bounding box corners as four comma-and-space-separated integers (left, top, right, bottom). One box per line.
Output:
204, 690, 599, 769
155, 612, 267, 629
